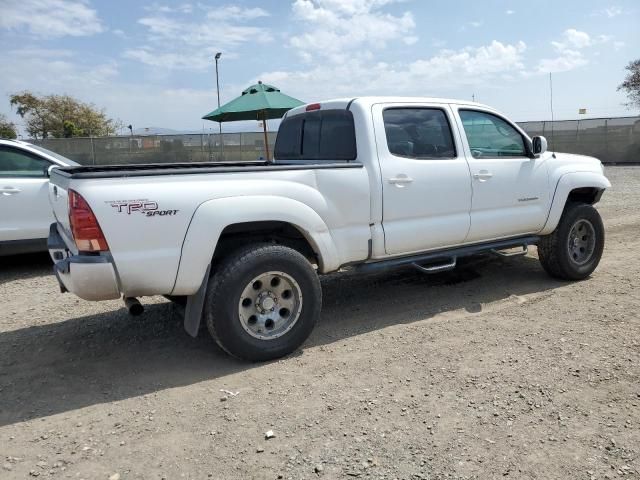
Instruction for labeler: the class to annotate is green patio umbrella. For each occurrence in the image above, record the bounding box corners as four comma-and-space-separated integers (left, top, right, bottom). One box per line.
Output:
202, 81, 304, 161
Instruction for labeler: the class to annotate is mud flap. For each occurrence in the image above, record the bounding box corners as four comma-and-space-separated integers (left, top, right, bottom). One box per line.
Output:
183, 263, 211, 337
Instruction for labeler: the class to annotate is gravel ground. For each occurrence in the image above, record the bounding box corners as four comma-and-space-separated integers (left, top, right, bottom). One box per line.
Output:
1, 166, 639, 480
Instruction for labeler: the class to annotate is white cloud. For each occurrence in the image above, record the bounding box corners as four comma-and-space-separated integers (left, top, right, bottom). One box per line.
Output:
1, 49, 118, 96
537, 50, 588, 73
205, 5, 269, 21
0, 48, 217, 132
540, 28, 615, 73
0, 0, 103, 37
409, 41, 526, 78
144, 3, 194, 13
563, 29, 591, 49
289, 0, 416, 63
604, 6, 622, 17
257, 2, 530, 101
126, 6, 272, 70
505, 10, 515, 15
592, 6, 623, 17
258, 40, 527, 101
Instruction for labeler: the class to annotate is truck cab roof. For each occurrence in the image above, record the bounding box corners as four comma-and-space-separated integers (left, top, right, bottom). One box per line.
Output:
285, 96, 494, 117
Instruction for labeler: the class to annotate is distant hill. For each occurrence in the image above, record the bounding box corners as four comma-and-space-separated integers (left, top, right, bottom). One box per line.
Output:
132, 127, 195, 135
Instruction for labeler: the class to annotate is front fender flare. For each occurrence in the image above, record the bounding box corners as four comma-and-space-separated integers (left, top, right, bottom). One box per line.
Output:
170, 195, 340, 295
540, 171, 611, 235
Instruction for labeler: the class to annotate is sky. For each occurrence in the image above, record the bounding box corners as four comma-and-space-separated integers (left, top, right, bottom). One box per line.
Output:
1, 0, 638, 135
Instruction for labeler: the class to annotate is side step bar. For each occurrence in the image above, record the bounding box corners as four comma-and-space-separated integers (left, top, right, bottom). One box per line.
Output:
355, 236, 539, 274
412, 257, 457, 274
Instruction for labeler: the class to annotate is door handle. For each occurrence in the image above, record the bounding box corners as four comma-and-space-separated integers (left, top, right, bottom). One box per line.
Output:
472, 172, 493, 181
0, 186, 22, 196
388, 176, 413, 186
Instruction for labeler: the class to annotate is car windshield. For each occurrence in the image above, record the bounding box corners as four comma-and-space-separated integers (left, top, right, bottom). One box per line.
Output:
26, 143, 79, 166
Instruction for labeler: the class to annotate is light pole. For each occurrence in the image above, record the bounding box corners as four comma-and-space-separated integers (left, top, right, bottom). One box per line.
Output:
215, 52, 223, 160
127, 124, 133, 156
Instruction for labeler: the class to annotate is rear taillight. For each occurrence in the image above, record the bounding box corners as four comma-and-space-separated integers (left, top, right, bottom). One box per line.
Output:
68, 189, 109, 252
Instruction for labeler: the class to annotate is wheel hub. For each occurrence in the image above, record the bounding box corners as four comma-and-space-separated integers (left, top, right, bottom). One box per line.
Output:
256, 291, 277, 313
567, 219, 596, 265
238, 271, 303, 340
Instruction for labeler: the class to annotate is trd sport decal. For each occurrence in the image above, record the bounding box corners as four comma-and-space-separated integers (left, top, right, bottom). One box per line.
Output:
106, 199, 179, 217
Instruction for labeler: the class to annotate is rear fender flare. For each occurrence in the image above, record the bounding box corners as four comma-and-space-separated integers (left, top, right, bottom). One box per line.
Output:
171, 195, 339, 295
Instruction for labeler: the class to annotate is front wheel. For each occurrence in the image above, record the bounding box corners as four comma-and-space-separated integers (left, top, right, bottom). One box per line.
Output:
537, 203, 605, 280
204, 244, 322, 361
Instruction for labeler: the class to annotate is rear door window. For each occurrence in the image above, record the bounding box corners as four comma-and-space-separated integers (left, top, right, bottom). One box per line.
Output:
275, 109, 357, 161
382, 108, 457, 159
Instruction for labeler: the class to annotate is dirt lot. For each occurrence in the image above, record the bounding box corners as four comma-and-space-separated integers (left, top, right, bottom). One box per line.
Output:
1, 166, 639, 480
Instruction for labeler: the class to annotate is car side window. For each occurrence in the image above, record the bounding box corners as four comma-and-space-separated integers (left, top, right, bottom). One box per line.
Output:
382, 108, 456, 159
459, 110, 526, 158
0, 147, 50, 178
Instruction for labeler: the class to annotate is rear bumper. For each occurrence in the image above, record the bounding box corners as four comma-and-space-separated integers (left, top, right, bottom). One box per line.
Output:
48, 223, 121, 301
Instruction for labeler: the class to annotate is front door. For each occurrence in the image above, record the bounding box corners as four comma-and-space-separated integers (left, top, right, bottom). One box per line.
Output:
453, 108, 551, 243
0, 146, 53, 242
373, 104, 472, 255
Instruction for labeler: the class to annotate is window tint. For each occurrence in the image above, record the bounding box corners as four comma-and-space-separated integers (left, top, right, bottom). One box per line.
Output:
274, 109, 356, 161
0, 147, 50, 178
274, 115, 303, 159
382, 108, 456, 159
459, 110, 526, 158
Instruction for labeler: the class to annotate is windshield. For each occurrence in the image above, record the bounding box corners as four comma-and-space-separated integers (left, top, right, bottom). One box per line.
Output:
26, 143, 79, 166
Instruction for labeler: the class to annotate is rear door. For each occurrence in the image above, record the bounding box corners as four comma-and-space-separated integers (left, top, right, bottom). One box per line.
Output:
372, 103, 472, 255
0, 145, 53, 241
453, 108, 550, 242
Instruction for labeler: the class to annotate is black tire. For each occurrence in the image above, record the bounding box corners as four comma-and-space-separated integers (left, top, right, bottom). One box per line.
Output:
204, 244, 322, 361
537, 202, 604, 280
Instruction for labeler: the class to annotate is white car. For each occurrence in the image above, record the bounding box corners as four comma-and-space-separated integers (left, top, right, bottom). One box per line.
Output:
46, 97, 610, 361
0, 139, 78, 255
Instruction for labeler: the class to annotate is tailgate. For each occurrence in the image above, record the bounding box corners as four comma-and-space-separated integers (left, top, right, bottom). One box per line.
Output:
48, 169, 72, 235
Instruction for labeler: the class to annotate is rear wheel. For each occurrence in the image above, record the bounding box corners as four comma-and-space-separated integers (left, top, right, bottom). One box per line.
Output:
537, 202, 604, 280
204, 244, 321, 361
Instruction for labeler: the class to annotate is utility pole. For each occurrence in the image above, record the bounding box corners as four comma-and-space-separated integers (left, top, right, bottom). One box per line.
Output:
549, 72, 555, 150
215, 52, 223, 161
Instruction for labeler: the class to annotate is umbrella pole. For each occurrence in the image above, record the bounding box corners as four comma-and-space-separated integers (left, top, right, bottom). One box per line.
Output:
262, 110, 271, 163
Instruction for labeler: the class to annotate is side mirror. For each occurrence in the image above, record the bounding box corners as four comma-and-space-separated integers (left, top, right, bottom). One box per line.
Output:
532, 136, 548, 157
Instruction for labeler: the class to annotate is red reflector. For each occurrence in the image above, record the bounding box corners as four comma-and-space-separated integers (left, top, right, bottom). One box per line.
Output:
68, 189, 109, 252
305, 103, 321, 111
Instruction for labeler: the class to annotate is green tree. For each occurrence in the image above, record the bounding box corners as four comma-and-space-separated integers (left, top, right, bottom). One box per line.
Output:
618, 59, 640, 109
0, 113, 18, 139
9, 91, 122, 139
63, 120, 83, 138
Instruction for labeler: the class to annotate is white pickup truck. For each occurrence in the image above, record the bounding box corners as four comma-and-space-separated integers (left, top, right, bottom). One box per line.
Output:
47, 97, 610, 361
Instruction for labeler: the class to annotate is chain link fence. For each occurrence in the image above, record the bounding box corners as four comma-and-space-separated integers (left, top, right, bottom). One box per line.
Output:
518, 116, 640, 164
30, 116, 640, 165
31, 132, 278, 165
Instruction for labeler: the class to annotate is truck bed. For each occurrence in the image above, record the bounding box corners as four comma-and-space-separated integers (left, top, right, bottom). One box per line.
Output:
52, 160, 362, 180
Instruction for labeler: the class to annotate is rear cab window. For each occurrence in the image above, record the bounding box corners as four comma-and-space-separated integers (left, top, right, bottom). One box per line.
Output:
274, 109, 357, 161
382, 108, 457, 159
